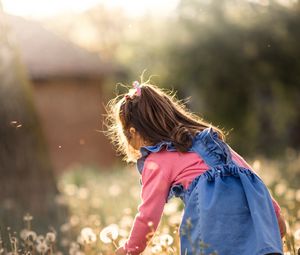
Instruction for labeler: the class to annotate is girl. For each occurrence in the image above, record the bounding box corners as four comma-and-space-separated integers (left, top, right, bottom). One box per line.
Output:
106, 81, 286, 255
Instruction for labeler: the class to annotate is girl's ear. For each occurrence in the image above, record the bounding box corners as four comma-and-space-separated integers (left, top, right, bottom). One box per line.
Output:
129, 127, 136, 137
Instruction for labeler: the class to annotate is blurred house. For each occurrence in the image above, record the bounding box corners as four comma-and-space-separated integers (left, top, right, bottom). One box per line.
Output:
7, 15, 120, 174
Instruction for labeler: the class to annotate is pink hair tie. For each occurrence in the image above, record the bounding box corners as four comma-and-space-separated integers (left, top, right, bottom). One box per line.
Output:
132, 81, 142, 96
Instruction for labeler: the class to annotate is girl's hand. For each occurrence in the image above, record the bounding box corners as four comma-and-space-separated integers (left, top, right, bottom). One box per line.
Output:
115, 247, 127, 255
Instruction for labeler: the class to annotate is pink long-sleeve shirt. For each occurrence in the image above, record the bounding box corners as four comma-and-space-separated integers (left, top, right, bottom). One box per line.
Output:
123, 146, 281, 254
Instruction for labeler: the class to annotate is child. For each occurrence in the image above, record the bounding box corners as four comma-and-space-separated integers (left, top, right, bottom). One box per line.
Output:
105, 81, 286, 255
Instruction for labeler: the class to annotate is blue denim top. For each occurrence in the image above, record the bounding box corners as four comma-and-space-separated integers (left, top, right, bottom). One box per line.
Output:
136, 127, 248, 202
136, 127, 283, 255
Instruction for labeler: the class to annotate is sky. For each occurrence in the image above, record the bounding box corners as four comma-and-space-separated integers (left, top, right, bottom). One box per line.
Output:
2, 0, 180, 19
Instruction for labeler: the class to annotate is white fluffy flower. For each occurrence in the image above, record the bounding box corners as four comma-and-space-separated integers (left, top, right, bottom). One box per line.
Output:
99, 224, 119, 244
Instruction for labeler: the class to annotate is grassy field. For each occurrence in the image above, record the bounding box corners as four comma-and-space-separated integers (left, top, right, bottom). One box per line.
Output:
1, 153, 299, 254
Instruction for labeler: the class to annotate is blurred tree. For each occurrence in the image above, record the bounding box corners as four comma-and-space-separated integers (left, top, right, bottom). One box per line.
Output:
0, 9, 65, 231
41, 0, 300, 157
164, 0, 300, 157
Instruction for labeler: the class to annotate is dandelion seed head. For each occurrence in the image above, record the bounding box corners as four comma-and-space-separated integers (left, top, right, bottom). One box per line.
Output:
23, 213, 33, 222
36, 235, 45, 244
80, 227, 97, 244
151, 245, 162, 254
25, 230, 37, 241
159, 234, 173, 246
294, 229, 300, 240
164, 201, 179, 216
46, 232, 56, 243
99, 224, 119, 244
36, 241, 48, 253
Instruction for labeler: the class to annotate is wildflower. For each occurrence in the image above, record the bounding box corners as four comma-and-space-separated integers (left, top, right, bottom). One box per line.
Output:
46, 232, 56, 243
164, 201, 178, 216
23, 213, 33, 222
36, 235, 45, 244
159, 234, 173, 246
151, 245, 162, 254
20, 229, 29, 240
36, 241, 49, 254
294, 229, 300, 240
26, 230, 37, 241
69, 242, 82, 255
168, 212, 182, 226
80, 228, 97, 244
151, 236, 161, 245
23, 213, 33, 230
99, 224, 119, 244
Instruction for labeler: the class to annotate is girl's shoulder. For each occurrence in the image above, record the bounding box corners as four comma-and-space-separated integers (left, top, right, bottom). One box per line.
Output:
144, 148, 206, 173
145, 148, 190, 163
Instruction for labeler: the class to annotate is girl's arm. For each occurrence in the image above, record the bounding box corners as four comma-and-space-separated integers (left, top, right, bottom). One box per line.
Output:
229, 146, 286, 237
119, 158, 171, 255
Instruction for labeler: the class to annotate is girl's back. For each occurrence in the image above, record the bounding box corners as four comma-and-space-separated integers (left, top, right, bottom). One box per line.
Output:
105, 82, 285, 255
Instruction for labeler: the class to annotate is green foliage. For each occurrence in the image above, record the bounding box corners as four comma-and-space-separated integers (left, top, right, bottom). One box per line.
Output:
162, 0, 300, 156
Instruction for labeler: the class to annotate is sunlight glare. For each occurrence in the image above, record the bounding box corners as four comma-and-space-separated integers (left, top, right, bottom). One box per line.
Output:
2, 0, 179, 18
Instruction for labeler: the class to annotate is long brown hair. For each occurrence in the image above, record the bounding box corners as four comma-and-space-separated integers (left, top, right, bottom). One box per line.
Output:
105, 81, 226, 162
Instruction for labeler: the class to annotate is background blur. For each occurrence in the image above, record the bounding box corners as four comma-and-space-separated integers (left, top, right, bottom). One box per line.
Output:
0, 0, 299, 254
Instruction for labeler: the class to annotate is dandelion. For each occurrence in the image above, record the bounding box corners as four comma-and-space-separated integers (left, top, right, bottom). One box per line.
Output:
294, 229, 300, 240
69, 242, 82, 255
20, 230, 37, 243
36, 241, 49, 254
80, 228, 97, 244
151, 236, 161, 245
164, 201, 179, 216
99, 224, 119, 247
20, 229, 28, 241
168, 212, 182, 226
46, 232, 56, 243
159, 234, 173, 246
23, 213, 33, 230
151, 245, 162, 254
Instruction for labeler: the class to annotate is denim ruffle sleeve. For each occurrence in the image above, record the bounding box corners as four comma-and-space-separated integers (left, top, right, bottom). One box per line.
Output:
136, 141, 177, 174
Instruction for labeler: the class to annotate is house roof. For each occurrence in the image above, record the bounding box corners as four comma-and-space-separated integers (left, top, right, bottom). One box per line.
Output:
6, 15, 117, 79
